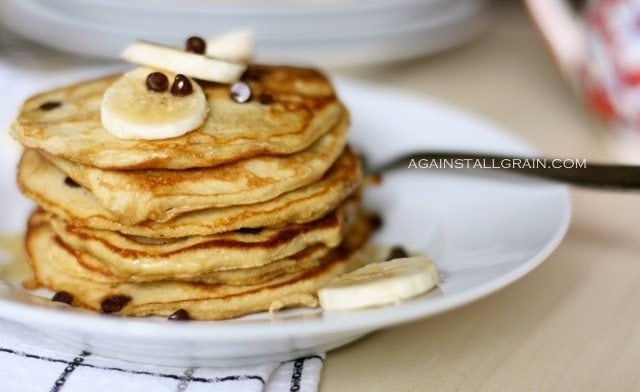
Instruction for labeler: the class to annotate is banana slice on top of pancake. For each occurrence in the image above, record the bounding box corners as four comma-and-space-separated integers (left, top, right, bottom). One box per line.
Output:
121, 40, 247, 83
104, 33, 252, 140
101, 67, 208, 140
206, 30, 255, 63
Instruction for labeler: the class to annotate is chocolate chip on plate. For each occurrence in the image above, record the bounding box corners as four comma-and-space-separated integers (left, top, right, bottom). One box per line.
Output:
387, 246, 409, 261
146, 72, 169, 92
171, 74, 193, 97
101, 295, 132, 313
52, 291, 74, 305
369, 213, 383, 231
39, 101, 62, 111
168, 309, 191, 321
185, 36, 206, 54
230, 81, 252, 103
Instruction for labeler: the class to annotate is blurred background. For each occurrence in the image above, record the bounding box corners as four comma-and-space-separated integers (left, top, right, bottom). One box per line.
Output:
0, 0, 494, 67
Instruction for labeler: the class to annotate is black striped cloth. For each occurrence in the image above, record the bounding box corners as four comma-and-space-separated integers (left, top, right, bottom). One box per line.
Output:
0, 318, 324, 392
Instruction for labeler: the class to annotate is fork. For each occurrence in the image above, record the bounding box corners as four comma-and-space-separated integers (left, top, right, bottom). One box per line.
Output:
368, 151, 640, 190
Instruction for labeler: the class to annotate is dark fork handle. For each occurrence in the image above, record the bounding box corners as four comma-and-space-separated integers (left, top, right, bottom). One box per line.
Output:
372, 152, 640, 190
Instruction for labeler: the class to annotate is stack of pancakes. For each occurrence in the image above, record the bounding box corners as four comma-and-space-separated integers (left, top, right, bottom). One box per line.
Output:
11, 65, 374, 320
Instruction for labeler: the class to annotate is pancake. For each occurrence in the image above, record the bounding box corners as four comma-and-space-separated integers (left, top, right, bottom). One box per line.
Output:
42, 114, 348, 224
26, 210, 375, 320
11, 65, 343, 170
49, 235, 331, 286
47, 200, 355, 281
19, 147, 362, 238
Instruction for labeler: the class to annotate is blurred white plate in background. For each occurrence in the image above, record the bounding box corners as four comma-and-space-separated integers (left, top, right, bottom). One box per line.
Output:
0, 0, 492, 66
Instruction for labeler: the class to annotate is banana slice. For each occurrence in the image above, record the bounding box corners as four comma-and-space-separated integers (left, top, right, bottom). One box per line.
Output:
101, 67, 207, 140
318, 256, 439, 311
206, 30, 255, 63
121, 41, 246, 83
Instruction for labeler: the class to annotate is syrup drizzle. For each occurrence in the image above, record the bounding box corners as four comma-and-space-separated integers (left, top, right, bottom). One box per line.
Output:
0, 233, 32, 283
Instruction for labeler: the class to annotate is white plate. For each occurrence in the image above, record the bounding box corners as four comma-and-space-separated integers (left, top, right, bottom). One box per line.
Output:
0, 0, 491, 66
0, 79, 571, 367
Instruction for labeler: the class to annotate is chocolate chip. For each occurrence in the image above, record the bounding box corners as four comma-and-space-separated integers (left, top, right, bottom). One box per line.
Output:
258, 92, 274, 105
238, 227, 263, 234
171, 74, 193, 97
64, 177, 80, 188
230, 81, 252, 103
168, 309, 190, 321
146, 72, 169, 92
387, 246, 409, 261
39, 101, 62, 111
242, 68, 263, 82
185, 36, 206, 54
101, 295, 132, 313
52, 291, 74, 305
369, 213, 383, 231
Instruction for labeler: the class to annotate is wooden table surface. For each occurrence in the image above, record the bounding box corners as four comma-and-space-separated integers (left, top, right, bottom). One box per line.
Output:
322, 2, 640, 391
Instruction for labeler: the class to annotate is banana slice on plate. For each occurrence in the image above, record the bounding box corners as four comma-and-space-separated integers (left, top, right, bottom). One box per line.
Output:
121, 41, 246, 83
101, 67, 207, 140
318, 256, 440, 311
